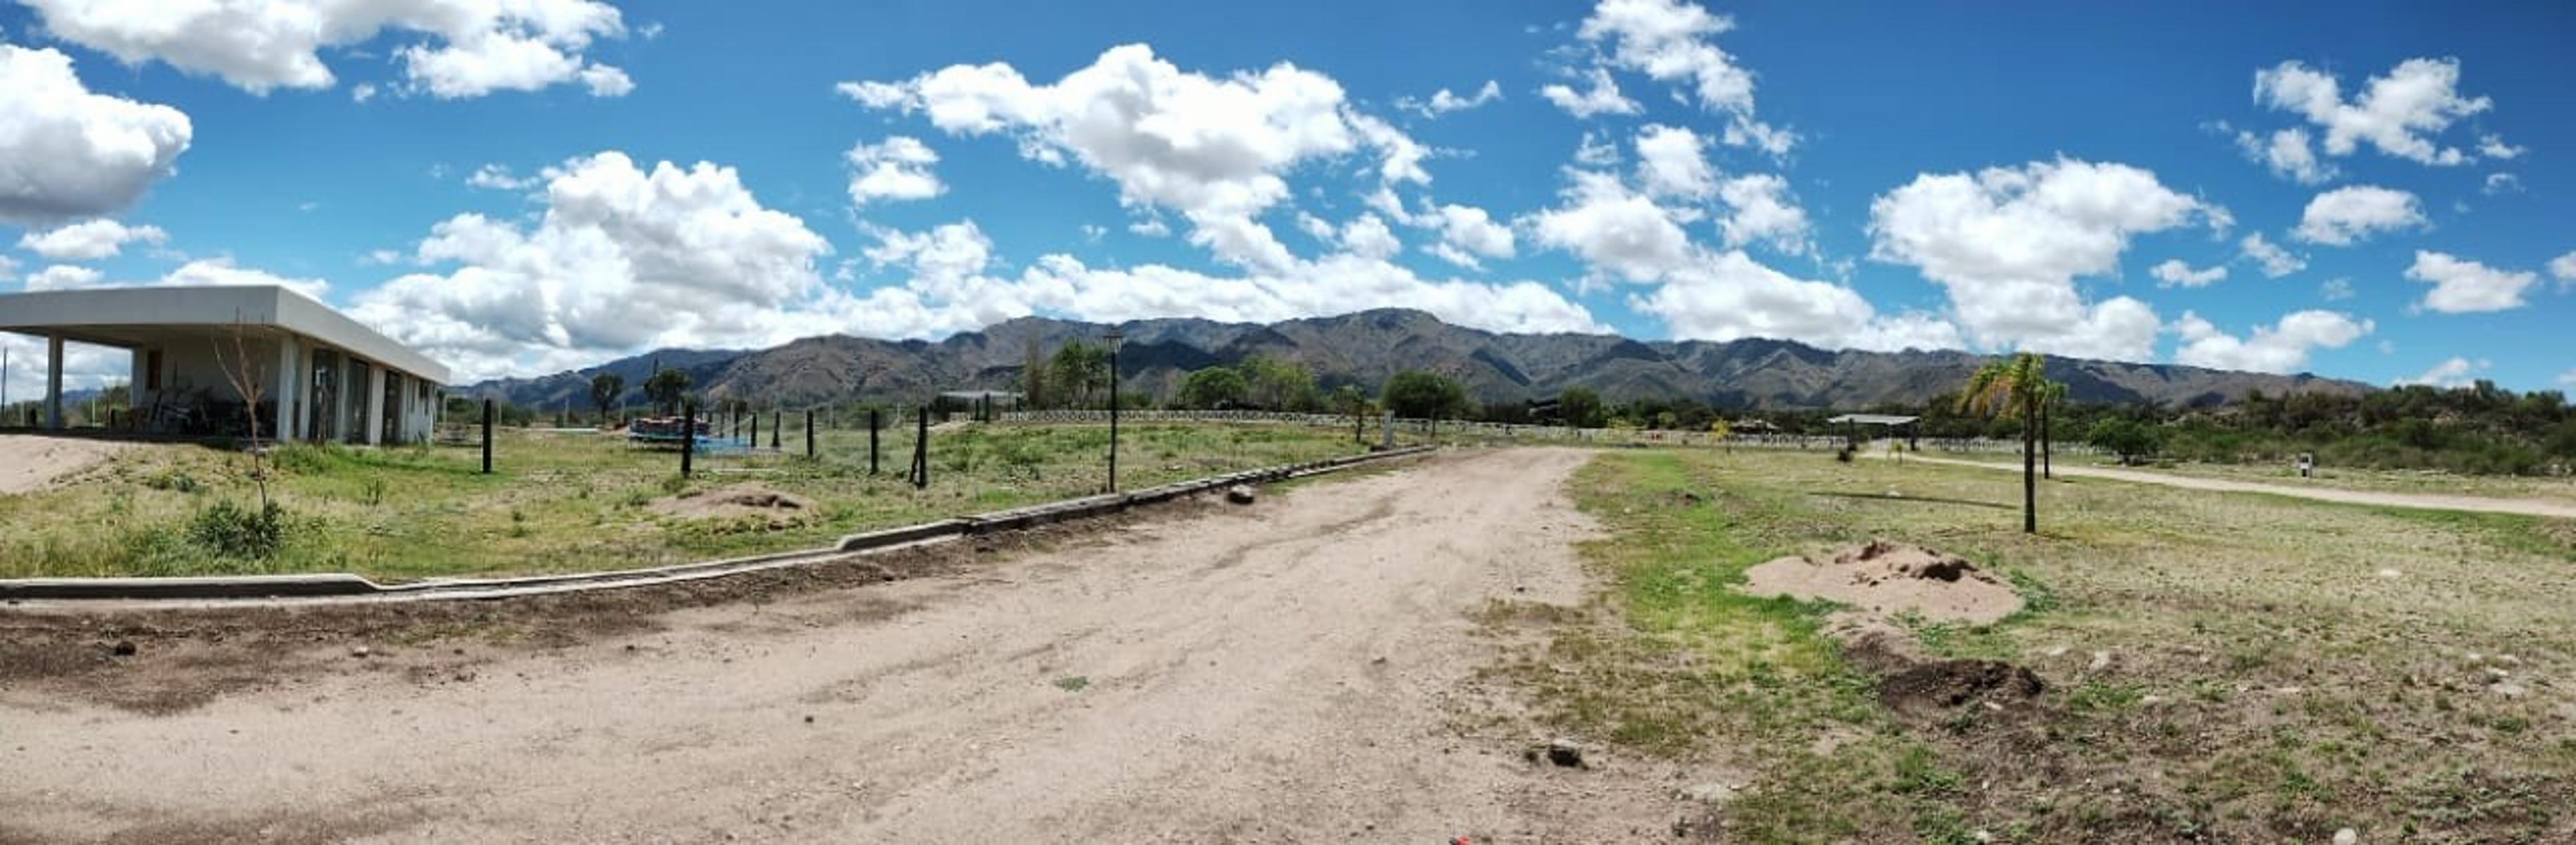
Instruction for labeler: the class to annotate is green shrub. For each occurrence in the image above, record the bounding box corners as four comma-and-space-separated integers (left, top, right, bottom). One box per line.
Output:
188, 499, 290, 559
145, 470, 200, 493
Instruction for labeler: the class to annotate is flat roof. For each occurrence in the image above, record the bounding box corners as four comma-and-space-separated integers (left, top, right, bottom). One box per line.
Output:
1826, 413, 1919, 425
0, 285, 450, 384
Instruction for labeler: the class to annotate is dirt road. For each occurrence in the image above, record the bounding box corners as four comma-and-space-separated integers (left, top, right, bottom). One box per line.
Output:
1903, 451, 2576, 519
2, 449, 1682, 843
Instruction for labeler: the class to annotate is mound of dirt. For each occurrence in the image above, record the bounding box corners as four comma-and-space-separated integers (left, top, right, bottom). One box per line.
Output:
0, 434, 129, 495
1740, 539, 2023, 625
649, 484, 820, 527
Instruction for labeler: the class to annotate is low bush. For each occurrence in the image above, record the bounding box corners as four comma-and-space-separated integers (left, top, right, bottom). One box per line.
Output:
188, 499, 291, 559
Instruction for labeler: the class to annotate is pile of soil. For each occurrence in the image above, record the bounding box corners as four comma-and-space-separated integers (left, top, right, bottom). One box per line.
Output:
1833, 615, 2046, 717
0, 434, 130, 494
1739, 539, 2024, 625
648, 484, 820, 528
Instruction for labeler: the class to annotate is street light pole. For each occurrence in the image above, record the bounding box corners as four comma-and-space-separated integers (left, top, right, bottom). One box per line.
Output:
1106, 328, 1124, 493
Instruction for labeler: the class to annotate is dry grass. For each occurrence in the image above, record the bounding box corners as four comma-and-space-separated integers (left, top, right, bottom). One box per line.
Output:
0, 422, 1361, 580
1491, 446, 2576, 843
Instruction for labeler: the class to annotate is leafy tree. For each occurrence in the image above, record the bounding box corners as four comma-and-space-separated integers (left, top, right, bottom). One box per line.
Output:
590, 373, 626, 423
1178, 366, 1249, 410
1557, 387, 1605, 429
2087, 418, 2164, 465
1382, 370, 1467, 420
642, 368, 691, 415
1240, 356, 1319, 411
1960, 352, 2055, 534
1049, 342, 1109, 409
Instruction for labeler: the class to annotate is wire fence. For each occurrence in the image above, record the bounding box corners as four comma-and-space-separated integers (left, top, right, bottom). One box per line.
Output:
993, 408, 2103, 456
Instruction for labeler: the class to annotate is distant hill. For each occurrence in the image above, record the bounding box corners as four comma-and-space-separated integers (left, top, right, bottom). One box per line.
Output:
463, 308, 2372, 411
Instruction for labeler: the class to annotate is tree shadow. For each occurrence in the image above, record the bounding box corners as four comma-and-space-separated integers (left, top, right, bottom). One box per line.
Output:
1805, 490, 2015, 511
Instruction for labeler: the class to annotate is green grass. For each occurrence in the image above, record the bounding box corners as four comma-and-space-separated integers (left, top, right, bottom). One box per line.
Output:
1503, 446, 2576, 843
0, 422, 1362, 580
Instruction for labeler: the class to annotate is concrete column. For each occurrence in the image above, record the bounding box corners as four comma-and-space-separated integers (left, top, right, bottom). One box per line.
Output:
44, 333, 63, 430
364, 364, 387, 446
273, 336, 299, 442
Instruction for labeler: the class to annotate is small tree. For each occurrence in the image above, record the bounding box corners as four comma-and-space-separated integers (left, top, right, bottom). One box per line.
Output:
1558, 387, 1605, 429
590, 373, 626, 424
1960, 352, 2055, 534
1331, 384, 1371, 444
1050, 342, 1109, 408
1382, 370, 1467, 420
642, 368, 691, 415
1178, 366, 1249, 410
2088, 418, 2164, 465
209, 314, 273, 509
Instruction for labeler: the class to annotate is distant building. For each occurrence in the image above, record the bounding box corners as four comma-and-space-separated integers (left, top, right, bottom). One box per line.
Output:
0, 285, 451, 444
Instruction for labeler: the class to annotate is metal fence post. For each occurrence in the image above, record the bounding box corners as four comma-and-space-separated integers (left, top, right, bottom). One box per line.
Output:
480, 399, 494, 474
680, 401, 696, 477
804, 409, 814, 459
869, 408, 880, 475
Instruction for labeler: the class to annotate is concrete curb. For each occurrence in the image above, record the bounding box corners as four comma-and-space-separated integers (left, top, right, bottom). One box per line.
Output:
0, 446, 1434, 605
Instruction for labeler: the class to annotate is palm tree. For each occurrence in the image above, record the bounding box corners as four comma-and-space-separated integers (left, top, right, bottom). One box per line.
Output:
1960, 352, 2054, 534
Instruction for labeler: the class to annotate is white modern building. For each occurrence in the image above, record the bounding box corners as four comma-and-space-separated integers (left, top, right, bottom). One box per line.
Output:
0, 285, 451, 444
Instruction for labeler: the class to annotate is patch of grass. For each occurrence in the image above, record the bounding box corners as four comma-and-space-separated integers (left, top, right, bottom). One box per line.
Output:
0, 422, 1366, 580
1052, 675, 1090, 692
1493, 445, 2576, 842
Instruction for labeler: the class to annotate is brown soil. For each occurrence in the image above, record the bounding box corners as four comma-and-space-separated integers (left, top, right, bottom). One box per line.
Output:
1740, 539, 2024, 624
0, 449, 1684, 843
648, 482, 820, 527
1832, 614, 2048, 719
0, 434, 130, 495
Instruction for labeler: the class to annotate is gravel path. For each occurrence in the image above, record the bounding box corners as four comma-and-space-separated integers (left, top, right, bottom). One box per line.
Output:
2, 448, 1682, 843
1905, 452, 2576, 519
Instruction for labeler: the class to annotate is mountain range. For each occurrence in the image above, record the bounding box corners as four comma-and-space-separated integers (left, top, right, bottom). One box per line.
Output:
462, 309, 2372, 412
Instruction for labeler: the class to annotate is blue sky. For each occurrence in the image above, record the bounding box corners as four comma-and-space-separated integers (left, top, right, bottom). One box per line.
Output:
1, 0, 2570, 392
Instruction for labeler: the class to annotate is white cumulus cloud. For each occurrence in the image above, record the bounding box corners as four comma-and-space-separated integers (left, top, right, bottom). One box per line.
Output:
1574, 0, 1793, 154
2239, 232, 2306, 277
16, 218, 168, 261
1423, 204, 1515, 270
2252, 57, 2497, 167
0, 46, 192, 225
1397, 80, 1501, 118
2232, 127, 2337, 184
1634, 124, 1716, 199
841, 43, 1423, 275
20, 0, 633, 99
2397, 356, 2489, 389
2149, 258, 2227, 288
2405, 250, 2537, 314
1538, 67, 1641, 118
2172, 309, 2372, 373
2291, 185, 2426, 246
1715, 174, 1809, 255
845, 136, 945, 206
349, 151, 838, 380
1868, 158, 2217, 361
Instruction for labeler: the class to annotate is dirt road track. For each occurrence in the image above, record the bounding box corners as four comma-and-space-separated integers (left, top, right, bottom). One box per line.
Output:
2, 449, 1684, 844
1903, 453, 2576, 519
